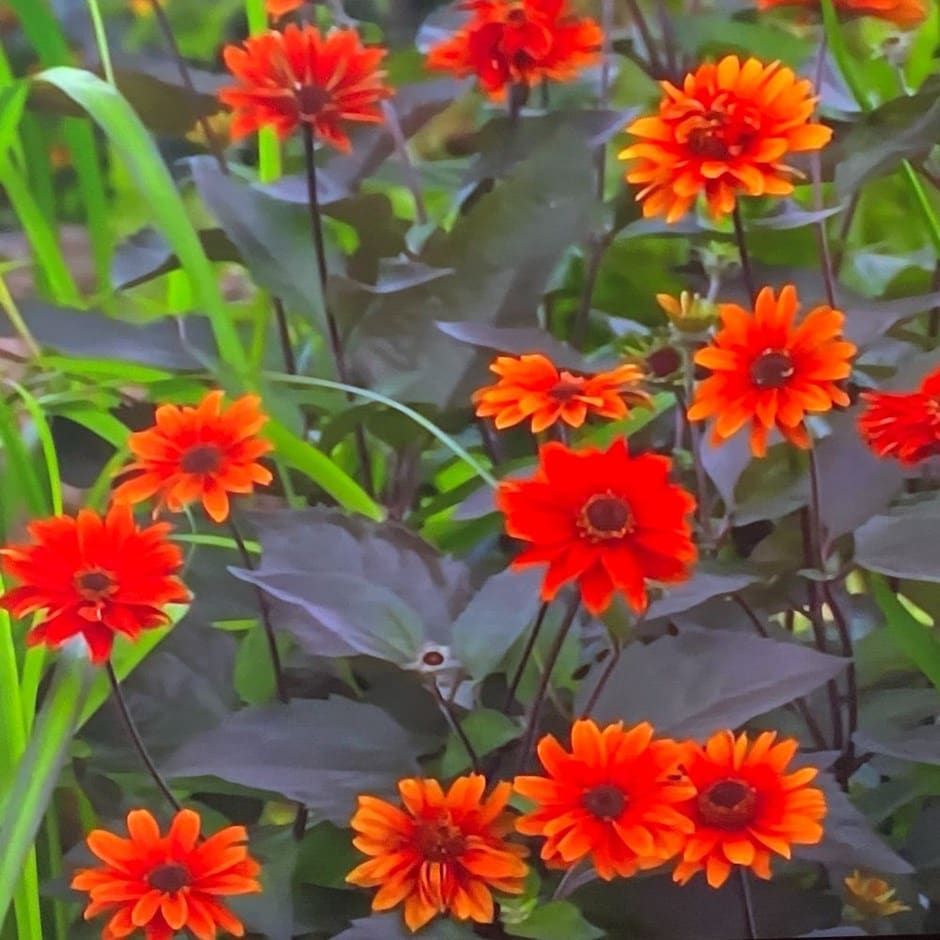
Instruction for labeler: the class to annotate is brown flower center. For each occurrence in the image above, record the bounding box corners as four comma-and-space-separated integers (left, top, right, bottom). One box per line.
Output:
422, 650, 445, 667
147, 863, 191, 894
74, 569, 117, 601
180, 443, 223, 475
414, 818, 467, 863
297, 83, 334, 119
582, 784, 626, 820
749, 349, 795, 389
688, 125, 731, 161
577, 492, 633, 542
550, 376, 586, 402
697, 778, 758, 830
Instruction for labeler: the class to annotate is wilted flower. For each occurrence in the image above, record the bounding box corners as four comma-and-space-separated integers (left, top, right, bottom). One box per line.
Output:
657, 291, 718, 334
843, 870, 912, 919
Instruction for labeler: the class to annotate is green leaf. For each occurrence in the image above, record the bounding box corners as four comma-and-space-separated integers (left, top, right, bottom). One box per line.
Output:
440, 710, 522, 778
871, 576, 940, 693
506, 901, 604, 940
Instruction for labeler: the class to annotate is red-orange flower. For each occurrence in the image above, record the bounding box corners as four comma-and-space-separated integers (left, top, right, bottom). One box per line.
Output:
497, 438, 696, 614
71, 808, 261, 940
514, 719, 696, 879
426, 0, 603, 100
757, 0, 927, 28
0, 505, 187, 663
672, 730, 826, 888
113, 391, 273, 524
347, 775, 528, 933
219, 24, 392, 150
472, 354, 650, 432
688, 285, 856, 457
859, 366, 940, 465
266, 0, 303, 17
619, 55, 832, 222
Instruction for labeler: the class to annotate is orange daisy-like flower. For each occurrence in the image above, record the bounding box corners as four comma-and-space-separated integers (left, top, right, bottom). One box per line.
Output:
497, 438, 696, 614
688, 285, 856, 457
472, 354, 650, 433
219, 24, 392, 150
757, 0, 927, 28
514, 719, 696, 879
426, 0, 603, 101
672, 730, 826, 889
619, 55, 833, 222
347, 774, 528, 933
0, 505, 187, 663
858, 366, 940, 466
113, 391, 273, 525
71, 808, 261, 940
266, 0, 303, 17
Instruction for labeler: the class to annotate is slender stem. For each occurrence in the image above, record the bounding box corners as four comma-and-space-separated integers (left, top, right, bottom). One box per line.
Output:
271, 296, 297, 375
731, 205, 756, 305
503, 602, 550, 711
381, 100, 427, 225
595, 0, 614, 202
654, 0, 679, 81
301, 124, 374, 496
86, 0, 115, 86
624, 0, 664, 76
572, 234, 609, 348
148, 0, 229, 174
822, 580, 858, 782
433, 681, 480, 773
516, 596, 580, 774
678, 362, 712, 543
106, 662, 181, 811
580, 639, 623, 718
928, 261, 940, 339
807, 448, 827, 566
228, 517, 290, 705
832, 192, 859, 276
811, 37, 837, 310
737, 866, 758, 940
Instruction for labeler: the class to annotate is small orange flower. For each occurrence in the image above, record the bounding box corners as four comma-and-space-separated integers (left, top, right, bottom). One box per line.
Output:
472, 354, 650, 433
219, 24, 392, 150
266, 0, 303, 17
514, 719, 696, 879
757, 0, 927, 28
72, 808, 261, 940
0, 505, 187, 663
619, 55, 832, 222
858, 367, 940, 466
347, 775, 528, 933
498, 438, 696, 614
113, 391, 273, 524
426, 0, 603, 101
672, 730, 826, 889
688, 285, 856, 457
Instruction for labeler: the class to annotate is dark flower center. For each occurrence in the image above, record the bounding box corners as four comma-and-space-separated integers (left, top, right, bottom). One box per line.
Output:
582, 784, 626, 820
550, 377, 586, 402
688, 126, 731, 161
74, 569, 116, 600
415, 818, 467, 863
749, 349, 795, 389
180, 443, 223, 475
578, 492, 633, 542
147, 863, 191, 894
422, 650, 445, 667
506, 6, 527, 25
697, 778, 758, 830
297, 83, 334, 118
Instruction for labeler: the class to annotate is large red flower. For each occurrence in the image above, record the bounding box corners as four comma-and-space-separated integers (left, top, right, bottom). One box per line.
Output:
858, 366, 940, 466
426, 0, 603, 100
0, 505, 187, 663
497, 438, 696, 615
219, 24, 392, 150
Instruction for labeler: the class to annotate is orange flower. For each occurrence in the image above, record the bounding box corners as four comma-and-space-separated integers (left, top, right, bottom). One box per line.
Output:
113, 391, 273, 524
347, 775, 528, 933
858, 367, 940, 465
514, 719, 696, 879
688, 285, 856, 457
619, 55, 832, 222
472, 354, 650, 433
426, 0, 603, 101
0, 505, 187, 663
757, 0, 927, 28
266, 0, 303, 17
672, 730, 826, 888
71, 808, 261, 940
219, 24, 392, 150
497, 438, 696, 614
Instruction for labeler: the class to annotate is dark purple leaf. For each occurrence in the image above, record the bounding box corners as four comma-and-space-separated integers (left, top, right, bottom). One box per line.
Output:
854, 726, 940, 765
111, 227, 239, 290
337, 914, 477, 939
643, 563, 761, 622
854, 497, 940, 582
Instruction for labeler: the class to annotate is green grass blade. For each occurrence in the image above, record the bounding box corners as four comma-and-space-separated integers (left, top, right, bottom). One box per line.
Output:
871, 575, 940, 692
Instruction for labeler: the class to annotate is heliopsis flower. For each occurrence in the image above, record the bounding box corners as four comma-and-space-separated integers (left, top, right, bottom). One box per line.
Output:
267, 0, 303, 17
219, 24, 392, 150
672, 730, 826, 889
472, 354, 650, 433
858, 366, 940, 465
514, 719, 696, 879
688, 285, 856, 457
347, 775, 528, 933
113, 391, 273, 524
619, 55, 832, 222
757, 0, 927, 28
843, 870, 911, 920
0, 505, 187, 664
72, 808, 261, 940
426, 0, 603, 100
497, 438, 696, 614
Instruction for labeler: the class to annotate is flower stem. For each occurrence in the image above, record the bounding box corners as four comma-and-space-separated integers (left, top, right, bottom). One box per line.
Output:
580, 638, 623, 718
228, 516, 289, 705
811, 37, 837, 310
106, 662, 180, 811
731, 204, 757, 305
272, 296, 297, 375
503, 601, 550, 711
737, 866, 759, 939
432, 681, 480, 773
624, 0, 665, 77
381, 100, 427, 225
301, 123, 374, 496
